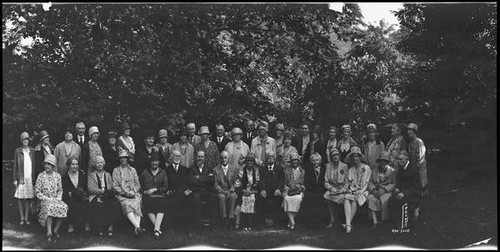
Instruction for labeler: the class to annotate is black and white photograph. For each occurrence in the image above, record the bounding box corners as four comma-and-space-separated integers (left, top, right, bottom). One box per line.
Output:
2, 2, 497, 250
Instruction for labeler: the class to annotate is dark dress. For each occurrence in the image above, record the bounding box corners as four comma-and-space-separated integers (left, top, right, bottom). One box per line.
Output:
302, 164, 327, 226
102, 144, 120, 173
304, 138, 327, 165
140, 168, 169, 214
257, 163, 285, 220
88, 171, 122, 229
135, 144, 154, 176
165, 164, 196, 229
62, 171, 90, 227
80, 141, 103, 175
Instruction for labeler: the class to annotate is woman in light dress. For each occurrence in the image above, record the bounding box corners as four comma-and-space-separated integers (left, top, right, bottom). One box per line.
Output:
225, 127, 250, 170
13, 132, 36, 226
282, 153, 305, 230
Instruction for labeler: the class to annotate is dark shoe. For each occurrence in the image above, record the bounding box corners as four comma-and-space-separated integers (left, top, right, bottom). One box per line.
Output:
369, 223, 379, 232
46, 233, 52, 242
345, 224, 352, 234
134, 227, 142, 237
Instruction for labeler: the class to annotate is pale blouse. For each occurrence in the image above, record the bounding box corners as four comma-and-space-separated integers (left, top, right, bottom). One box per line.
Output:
347, 164, 372, 195
225, 141, 250, 170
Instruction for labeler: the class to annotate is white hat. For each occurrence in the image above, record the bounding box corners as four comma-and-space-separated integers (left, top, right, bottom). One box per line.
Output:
89, 126, 99, 137
199, 126, 210, 135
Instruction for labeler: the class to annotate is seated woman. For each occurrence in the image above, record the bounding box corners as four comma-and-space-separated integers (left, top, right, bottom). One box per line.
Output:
61, 157, 90, 234
113, 150, 144, 237
302, 152, 326, 228
139, 150, 169, 239
235, 154, 260, 231
282, 153, 305, 230
88, 155, 122, 236
323, 148, 349, 229
35, 154, 69, 242
343, 146, 371, 234
367, 151, 396, 231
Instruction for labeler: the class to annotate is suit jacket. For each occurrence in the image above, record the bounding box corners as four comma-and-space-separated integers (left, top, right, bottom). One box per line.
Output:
62, 171, 88, 203
259, 163, 285, 193
395, 161, 420, 204
75, 134, 88, 149
212, 135, 232, 153
102, 144, 119, 173
242, 130, 256, 148
187, 134, 202, 147
165, 163, 191, 195
292, 135, 309, 156
304, 164, 326, 194
189, 163, 215, 192
80, 141, 103, 174
213, 164, 239, 193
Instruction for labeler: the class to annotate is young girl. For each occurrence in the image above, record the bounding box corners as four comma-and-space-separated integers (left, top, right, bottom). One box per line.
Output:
13, 132, 36, 226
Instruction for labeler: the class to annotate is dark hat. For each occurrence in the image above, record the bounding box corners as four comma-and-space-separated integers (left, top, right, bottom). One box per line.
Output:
108, 131, 117, 139
144, 129, 155, 138
39, 130, 50, 142
121, 122, 131, 131
150, 150, 160, 162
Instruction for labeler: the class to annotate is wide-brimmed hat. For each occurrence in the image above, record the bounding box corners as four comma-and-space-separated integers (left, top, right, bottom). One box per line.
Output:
44, 154, 57, 167
158, 129, 168, 138
199, 126, 210, 135
344, 146, 366, 163
89, 126, 99, 138
290, 153, 300, 161
20, 132, 30, 141
39, 130, 50, 142
366, 123, 377, 132
407, 123, 418, 132
231, 127, 243, 136
329, 148, 340, 156
275, 123, 285, 132
118, 150, 129, 159
376, 151, 390, 163
121, 122, 131, 132
257, 121, 269, 132
341, 125, 351, 132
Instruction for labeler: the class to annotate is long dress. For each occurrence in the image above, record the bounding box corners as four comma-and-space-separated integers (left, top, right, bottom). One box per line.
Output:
236, 167, 260, 214
87, 170, 122, 228
225, 141, 250, 170
14, 147, 35, 199
323, 161, 349, 204
54, 140, 81, 177
62, 171, 89, 226
367, 165, 396, 220
112, 165, 142, 216
282, 166, 305, 213
35, 171, 68, 226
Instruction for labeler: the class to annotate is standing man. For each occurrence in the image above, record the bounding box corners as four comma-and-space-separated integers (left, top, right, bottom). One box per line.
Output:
75, 122, 87, 149
212, 124, 231, 153
165, 150, 195, 237
213, 151, 239, 231
257, 151, 284, 229
251, 121, 276, 168
189, 151, 217, 230
195, 126, 220, 170
242, 119, 256, 147
292, 123, 310, 159
186, 123, 202, 147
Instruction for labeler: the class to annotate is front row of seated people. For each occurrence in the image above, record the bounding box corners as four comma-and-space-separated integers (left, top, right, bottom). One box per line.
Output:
31, 145, 420, 241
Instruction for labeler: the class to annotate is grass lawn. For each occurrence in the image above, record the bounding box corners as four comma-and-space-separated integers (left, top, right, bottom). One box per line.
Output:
2, 155, 498, 249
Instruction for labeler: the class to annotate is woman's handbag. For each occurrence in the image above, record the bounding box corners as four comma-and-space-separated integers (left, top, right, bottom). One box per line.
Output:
102, 189, 116, 201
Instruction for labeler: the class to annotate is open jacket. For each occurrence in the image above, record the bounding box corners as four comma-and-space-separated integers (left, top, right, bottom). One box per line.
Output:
189, 163, 215, 192
13, 146, 36, 184
213, 164, 239, 193
258, 163, 285, 193
283, 166, 306, 194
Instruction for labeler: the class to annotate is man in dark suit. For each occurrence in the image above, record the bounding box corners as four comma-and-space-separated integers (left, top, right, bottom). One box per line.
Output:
292, 123, 310, 158
257, 151, 284, 229
75, 122, 88, 148
189, 150, 217, 230
213, 151, 239, 231
212, 124, 231, 153
165, 150, 195, 237
242, 119, 256, 147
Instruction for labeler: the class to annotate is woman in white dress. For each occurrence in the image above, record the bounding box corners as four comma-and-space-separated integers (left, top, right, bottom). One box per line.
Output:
282, 153, 305, 230
13, 132, 36, 226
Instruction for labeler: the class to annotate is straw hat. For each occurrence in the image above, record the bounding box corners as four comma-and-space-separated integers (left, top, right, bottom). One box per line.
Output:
44, 154, 57, 167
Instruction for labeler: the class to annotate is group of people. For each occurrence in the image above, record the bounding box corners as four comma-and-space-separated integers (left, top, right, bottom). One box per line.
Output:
12, 119, 428, 242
